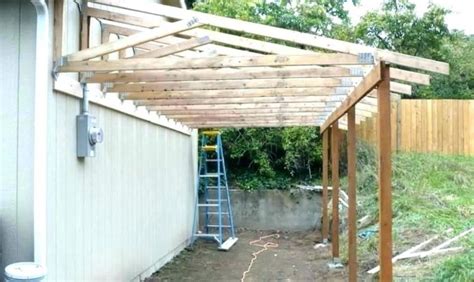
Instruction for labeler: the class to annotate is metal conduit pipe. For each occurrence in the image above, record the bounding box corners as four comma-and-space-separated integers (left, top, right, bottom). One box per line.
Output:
30, 0, 49, 267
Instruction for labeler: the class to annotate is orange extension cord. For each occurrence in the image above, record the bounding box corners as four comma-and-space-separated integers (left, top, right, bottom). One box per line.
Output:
241, 233, 280, 282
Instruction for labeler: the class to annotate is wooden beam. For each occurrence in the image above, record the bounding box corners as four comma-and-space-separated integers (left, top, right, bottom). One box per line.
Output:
80, 0, 90, 51
89, 8, 432, 85
108, 78, 348, 92
93, 0, 449, 74
391, 68, 430, 85
347, 107, 357, 282
331, 121, 340, 259
322, 129, 330, 242
174, 116, 320, 122
86, 66, 357, 83
166, 112, 321, 119
130, 36, 211, 58
378, 64, 393, 281
146, 102, 328, 111
134, 96, 332, 106
59, 54, 369, 72
153, 108, 327, 116
103, 23, 257, 57
66, 18, 203, 61
120, 88, 337, 100
53, 0, 65, 60
390, 81, 412, 95
320, 63, 383, 132
183, 121, 319, 128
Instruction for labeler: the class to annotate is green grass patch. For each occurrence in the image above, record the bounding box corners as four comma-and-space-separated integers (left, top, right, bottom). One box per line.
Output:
339, 142, 474, 279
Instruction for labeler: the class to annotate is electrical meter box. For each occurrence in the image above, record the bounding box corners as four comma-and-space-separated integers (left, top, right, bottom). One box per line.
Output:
77, 114, 104, 157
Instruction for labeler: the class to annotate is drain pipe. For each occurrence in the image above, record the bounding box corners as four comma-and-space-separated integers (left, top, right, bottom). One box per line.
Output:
30, 0, 49, 267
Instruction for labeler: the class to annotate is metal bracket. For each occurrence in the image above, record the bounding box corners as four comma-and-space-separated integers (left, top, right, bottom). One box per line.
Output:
358, 52, 375, 64
350, 67, 364, 77
52, 56, 68, 80
341, 78, 354, 87
102, 82, 113, 93
80, 71, 94, 83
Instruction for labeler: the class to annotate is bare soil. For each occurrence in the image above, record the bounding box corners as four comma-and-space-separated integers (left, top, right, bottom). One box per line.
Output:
147, 229, 348, 281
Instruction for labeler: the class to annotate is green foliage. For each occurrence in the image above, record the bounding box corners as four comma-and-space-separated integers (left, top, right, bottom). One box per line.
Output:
281, 127, 322, 177
433, 252, 474, 282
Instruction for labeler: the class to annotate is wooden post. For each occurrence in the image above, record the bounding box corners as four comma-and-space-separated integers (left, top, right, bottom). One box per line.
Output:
80, 0, 90, 51
322, 129, 330, 242
378, 62, 393, 280
331, 121, 340, 259
53, 0, 65, 61
347, 107, 357, 281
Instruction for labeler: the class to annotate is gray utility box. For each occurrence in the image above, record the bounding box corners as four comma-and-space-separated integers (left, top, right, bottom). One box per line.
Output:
76, 113, 103, 157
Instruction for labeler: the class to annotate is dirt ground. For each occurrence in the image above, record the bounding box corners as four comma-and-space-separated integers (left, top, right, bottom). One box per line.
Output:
147, 229, 348, 281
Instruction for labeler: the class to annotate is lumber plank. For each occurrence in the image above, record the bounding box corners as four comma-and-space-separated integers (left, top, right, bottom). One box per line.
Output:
59, 53, 367, 72
134, 96, 332, 106
130, 36, 211, 59
322, 129, 330, 242
347, 106, 357, 282
92, 0, 449, 74
86, 66, 356, 83
108, 78, 347, 92
320, 63, 382, 132
66, 17, 203, 61
390, 82, 412, 95
377, 63, 393, 281
146, 102, 328, 111
391, 68, 430, 85
120, 88, 337, 99
331, 121, 340, 259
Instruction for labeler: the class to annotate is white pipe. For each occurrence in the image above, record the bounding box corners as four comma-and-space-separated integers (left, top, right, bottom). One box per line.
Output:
30, 0, 49, 266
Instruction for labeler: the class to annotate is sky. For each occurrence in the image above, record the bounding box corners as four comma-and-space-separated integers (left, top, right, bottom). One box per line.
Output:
345, 0, 474, 35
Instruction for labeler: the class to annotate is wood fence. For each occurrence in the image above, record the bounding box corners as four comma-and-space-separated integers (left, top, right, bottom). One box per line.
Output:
356, 99, 474, 156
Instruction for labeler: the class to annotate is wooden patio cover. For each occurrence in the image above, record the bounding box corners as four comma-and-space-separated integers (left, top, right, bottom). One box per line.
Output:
56, 0, 447, 130
55, 1, 448, 281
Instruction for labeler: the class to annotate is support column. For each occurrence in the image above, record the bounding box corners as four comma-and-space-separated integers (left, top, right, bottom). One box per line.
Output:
331, 121, 340, 259
378, 62, 393, 281
322, 129, 330, 243
347, 107, 357, 281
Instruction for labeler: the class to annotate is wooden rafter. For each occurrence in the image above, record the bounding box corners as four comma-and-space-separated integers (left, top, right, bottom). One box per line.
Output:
130, 36, 211, 59
133, 96, 334, 106
320, 63, 383, 132
67, 17, 203, 61
92, 0, 449, 74
86, 66, 359, 83
58, 54, 370, 72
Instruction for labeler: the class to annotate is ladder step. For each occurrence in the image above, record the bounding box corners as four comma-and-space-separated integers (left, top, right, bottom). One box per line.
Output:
194, 233, 219, 238
207, 199, 226, 202
198, 203, 219, 207
207, 212, 229, 215
202, 130, 220, 136
206, 225, 231, 228
202, 145, 218, 152
206, 159, 221, 162
200, 173, 223, 178
206, 185, 227, 189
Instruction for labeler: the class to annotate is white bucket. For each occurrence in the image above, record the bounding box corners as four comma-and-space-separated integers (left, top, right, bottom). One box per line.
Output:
4, 262, 46, 282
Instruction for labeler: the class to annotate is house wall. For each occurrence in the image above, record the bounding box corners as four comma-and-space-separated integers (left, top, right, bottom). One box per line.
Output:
0, 0, 37, 271
1, 0, 198, 280
46, 94, 196, 280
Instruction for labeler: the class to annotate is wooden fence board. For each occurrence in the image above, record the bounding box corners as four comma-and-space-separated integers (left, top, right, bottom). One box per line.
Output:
355, 99, 474, 156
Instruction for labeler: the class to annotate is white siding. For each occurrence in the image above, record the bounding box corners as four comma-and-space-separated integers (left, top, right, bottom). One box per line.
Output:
0, 0, 36, 270
46, 93, 196, 280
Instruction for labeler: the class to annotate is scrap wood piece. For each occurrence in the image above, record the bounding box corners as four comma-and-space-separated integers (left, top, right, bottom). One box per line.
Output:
397, 247, 464, 260
367, 235, 438, 274
431, 227, 473, 252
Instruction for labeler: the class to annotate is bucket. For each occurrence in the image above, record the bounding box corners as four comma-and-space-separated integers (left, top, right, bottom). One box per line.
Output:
4, 262, 46, 282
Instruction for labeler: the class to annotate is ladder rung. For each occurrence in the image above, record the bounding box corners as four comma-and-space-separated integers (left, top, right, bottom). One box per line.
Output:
200, 173, 222, 178
202, 130, 220, 136
207, 185, 224, 189
194, 233, 219, 237
207, 212, 229, 215
206, 159, 221, 162
202, 145, 218, 152
207, 199, 226, 202
198, 203, 219, 207
206, 225, 231, 228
